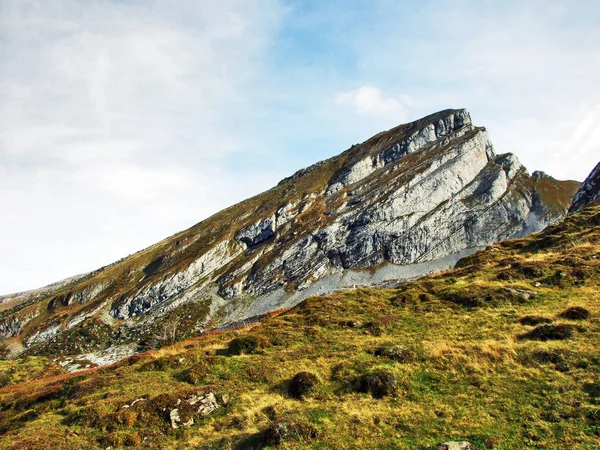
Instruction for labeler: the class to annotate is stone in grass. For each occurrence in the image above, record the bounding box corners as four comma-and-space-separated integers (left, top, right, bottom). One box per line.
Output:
439, 442, 472, 450
356, 370, 397, 399
169, 392, 221, 428
288, 372, 319, 399
559, 306, 590, 320
518, 324, 577, 341
373, 344, 414, 363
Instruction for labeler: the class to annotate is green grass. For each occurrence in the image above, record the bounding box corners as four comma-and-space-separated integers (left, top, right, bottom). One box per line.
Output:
0, 206, 599, 449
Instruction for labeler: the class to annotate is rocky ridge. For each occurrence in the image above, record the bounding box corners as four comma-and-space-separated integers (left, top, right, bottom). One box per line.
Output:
0, 109, 581, 360
569, 160, 600, 214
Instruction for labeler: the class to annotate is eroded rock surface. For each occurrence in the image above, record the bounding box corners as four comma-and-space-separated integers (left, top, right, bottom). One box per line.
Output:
570, 160, 600, 213
0, 109, 582, 360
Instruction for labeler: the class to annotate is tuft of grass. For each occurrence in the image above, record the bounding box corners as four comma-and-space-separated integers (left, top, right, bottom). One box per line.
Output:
559, 306, 591, 320
519, 315, 553, 326
227, 335, 266, 356
518, 324, 578, 341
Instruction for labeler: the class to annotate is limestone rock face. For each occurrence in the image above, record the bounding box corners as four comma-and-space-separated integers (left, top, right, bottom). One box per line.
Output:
569, 161, 600, 213
0, 108, 581, 360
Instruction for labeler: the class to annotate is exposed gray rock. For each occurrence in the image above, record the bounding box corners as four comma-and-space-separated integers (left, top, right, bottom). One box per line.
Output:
0, 317, 21, 339
569, 160, 600, 213
0, 108, 580, 361
439, 442, 472, 450
110, 239, 241, 319
170, 393, 220, 428
235, 216, 276, 247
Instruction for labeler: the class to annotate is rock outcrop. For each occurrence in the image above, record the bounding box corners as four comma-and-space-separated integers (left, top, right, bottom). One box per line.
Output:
569, 161, 600, 214
0, 109, 581, 360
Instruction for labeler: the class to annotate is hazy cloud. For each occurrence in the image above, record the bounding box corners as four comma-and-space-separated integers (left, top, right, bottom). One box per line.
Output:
337, 85, 408, 122
0, 0, 285, 292
1, 0, 599, 294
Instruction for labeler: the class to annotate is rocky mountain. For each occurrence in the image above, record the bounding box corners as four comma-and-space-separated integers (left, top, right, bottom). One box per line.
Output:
569, 161, 600, 214
0, 109, 581, 362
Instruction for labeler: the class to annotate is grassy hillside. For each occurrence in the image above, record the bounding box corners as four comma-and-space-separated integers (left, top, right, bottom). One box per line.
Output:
0, 206, 599, 449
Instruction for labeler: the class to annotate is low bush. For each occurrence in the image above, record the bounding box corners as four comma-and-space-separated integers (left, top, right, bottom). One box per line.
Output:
518, 324, 577, 341
519, 315, 553, 326
559, 306, 590, 320
261, 420, 319, 446
227, 335, 265, 355
356, 370, 397, 398
288, 372, 319, 399
178, 359, 212, 385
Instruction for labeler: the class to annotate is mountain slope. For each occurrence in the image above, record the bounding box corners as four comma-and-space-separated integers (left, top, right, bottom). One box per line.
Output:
0, 109, 580, 361
570, 160, 600, 214
1, 205, 599, 449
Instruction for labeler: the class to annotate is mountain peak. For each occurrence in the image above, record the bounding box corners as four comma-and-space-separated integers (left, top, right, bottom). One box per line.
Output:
569, 161, 600, 214
0, 109, 581, 363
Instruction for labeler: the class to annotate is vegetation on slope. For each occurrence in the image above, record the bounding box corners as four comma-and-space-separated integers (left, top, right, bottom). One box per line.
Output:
0, 206, 599, 449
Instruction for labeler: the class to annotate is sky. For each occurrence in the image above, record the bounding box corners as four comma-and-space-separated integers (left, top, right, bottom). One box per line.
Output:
1, 0, 599, 294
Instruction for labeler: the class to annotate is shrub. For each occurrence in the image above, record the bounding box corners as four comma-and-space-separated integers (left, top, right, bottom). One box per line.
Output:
227, 335, 265, 355
518, 324, 577, 341
559, 306, 590, 320
519, 315, 553, 326
583, 382, 600, 398
179, 359, 211, 385
390, 289, 421, 306
114, 409, 138, 427
261, 420, 319, 446
356, 370, 397, 398
288, 372, 319, 399
441, 286, 523, 307
531, 350, 570, 372
123, 432, 142, 447
364, 316, 393, 336
103, 432, 122, 447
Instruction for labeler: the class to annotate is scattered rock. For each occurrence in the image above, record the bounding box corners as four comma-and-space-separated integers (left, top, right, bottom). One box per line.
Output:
219, 393, 230, 406
439, 442, 472, 450
559, 306, 590, 320
170, 408, 182, 429
122, 398, 145, 409
196, 392, 220, 416
288, 372, 319, 399
373, 344, 414, 363
169, 392, 221, 428
502, 286, 537, 301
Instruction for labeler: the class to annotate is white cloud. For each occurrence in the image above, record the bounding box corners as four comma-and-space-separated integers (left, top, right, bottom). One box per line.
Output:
2, 0, 599, 294
334, 1, 600, 181
0, 0, 285, 293
337, 85, 407, 122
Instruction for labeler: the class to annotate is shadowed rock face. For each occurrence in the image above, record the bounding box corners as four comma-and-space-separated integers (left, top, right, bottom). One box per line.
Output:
569, 161, 600, 214
0, 109, 582, 360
